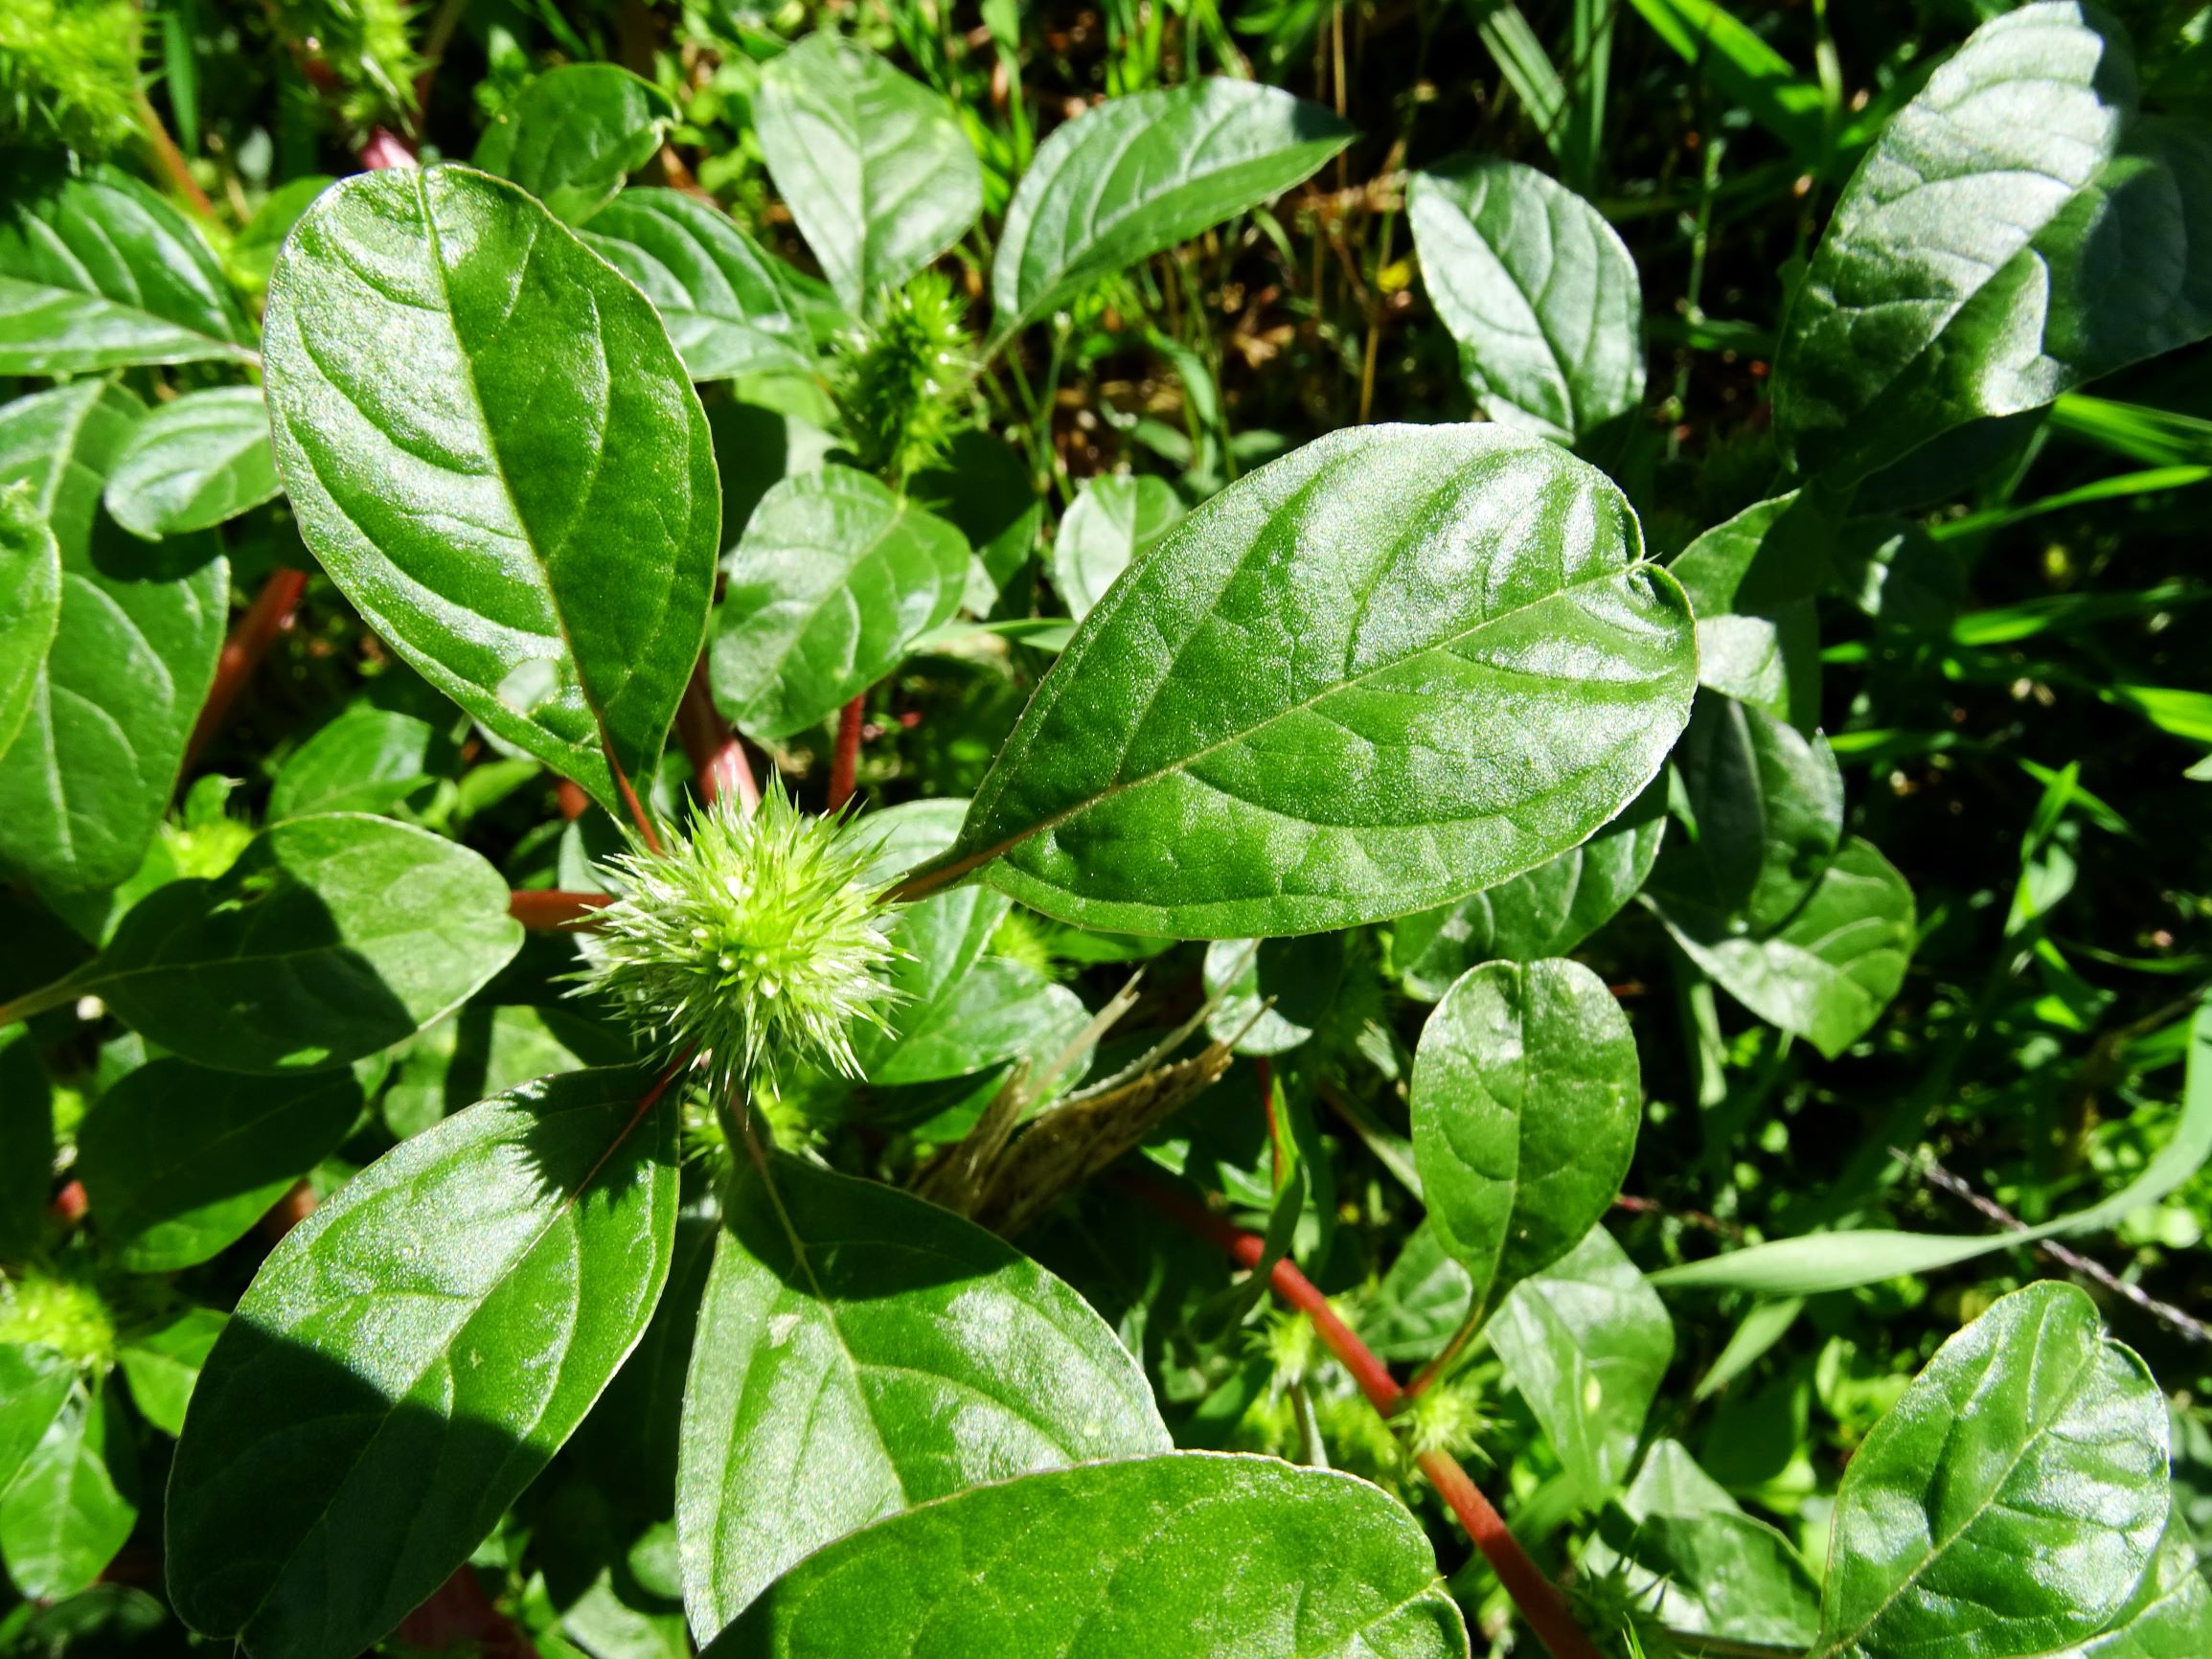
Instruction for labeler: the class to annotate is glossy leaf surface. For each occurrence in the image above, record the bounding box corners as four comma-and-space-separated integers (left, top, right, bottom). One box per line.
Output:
753, 34, 982, 313
703, 1453, 1466, 1657
1051, 473, 1184, 621
0, 166, 256, 373
584, 191, 817, 379
0, 484, 61, 761
473, 63, 674, 224
77, 813, 522, 1074
1412, 959, 1641, 1314
1810, 1283, 2167, 1659
103, 386, 281, 539
117, 1307, 227, 1437
1676, 694, 1844, 931
1409, 157, 1645, 444
262, 165, 718, 811
266, 708, 440, 821
0, 1379, 135, 1600
1603, 1440, 1820, 1647
0, 1344, 74, 1498
676, 1156, 1169, 1634
1670, 490, 1827, 732
918, 424, 1695, 938
76, 1060, 365, 1270
0, 383, 227, 894
992, 80, 1353, 341
168, 1067, 679, 1659
710, 466, 967, 740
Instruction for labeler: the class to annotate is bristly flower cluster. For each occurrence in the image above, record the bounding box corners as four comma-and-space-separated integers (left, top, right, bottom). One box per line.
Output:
832, 269, 974, 484
574, 784, 900, 1102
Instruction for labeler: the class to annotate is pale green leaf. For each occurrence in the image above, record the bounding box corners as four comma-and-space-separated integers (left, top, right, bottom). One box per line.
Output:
103, 385, 281, 539
473, 63, 674, 225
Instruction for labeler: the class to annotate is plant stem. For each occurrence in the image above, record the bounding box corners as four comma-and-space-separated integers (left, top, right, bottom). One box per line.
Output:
828, 695, 865, 812
1123, 1177, 1606, 1659
676, 661, 761, 814
509, 890, 614, 929
136, 90, 217, 220
186, 566, 308, 769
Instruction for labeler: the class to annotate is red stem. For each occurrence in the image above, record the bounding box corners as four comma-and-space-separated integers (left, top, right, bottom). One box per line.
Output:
676, 661, 761, 814
186, 567, 308, 768
1123, 1177, 1605, 1659
509, 890, 613, 930
828, 695, 865, 813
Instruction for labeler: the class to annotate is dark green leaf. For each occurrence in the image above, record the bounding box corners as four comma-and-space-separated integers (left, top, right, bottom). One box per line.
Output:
167, 1066, 679, 1659
262, 165, 718, 812
992, 80, 1352, 342
1810, 1282, 2167, 1659
1669, 490, 1829, 732
1050, 473, 1184, 622
710, 466, 968, 740
0, 1376, 136, 1601
102, 386, 281, 539
1676, 693, 1844, 930
754, 34, 983, 313
71, 813, 522, 1074
676, 1155, 1169, 1634
584, 190, 818, 379
0, 1020, 55, 1261
473, 63, 675, 225
1203, 932, 1346, 1055
1409, 157, 1645, 444
267, 707, 441, 821
1358, 1223, 1476, 1362
1394, 781, 1665, 998
116, 1307, 227, 1436
0, 165, 256, 373
1488, 1223, 1673, 1505
0, 382, 228, 894
77, 1059, 364, 1270
0, 484, 61, 761
0, 1344, 74, 1497
917, 425, 1695, 938
1413, 959, 1641, 1314
702, 1453, 1465, 1657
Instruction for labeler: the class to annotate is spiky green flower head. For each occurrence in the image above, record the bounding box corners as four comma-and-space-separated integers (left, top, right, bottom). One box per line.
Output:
0, 0, 147, 155
576, 784, 900, 1102
832, 268, 976, 484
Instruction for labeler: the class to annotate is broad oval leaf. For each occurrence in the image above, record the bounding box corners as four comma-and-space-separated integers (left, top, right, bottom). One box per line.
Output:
1657, 834, 1914, 1060
1395, 779, 1665, 998
0, 382, 228, 894
710, 466, 968, 740
1412, 958, 1641, 1314
702, 1453, 1467, 1658
0, 1344, 75, 1498
76, 1059, 364, 1271
262, 165, 718, 812
1488, 1223, 1674, 1506
1051, 472, 1184, 621
1675, 693, 1844, 931
913, 423, 1696, 939
266, 706, 441, 821
0, 165, 256, 373
116, 1306, 227, 1437
754, 34, 983, 314
1810, 1282, 2167, 1659
584, 190, 817, 379
473, 62, 674, 225
0, 485, 61, 761
1772, 4, 2182, 482
0, 1377, 135, 1601
167, 1066, 680, 1659
1409, 157, 1646, 444
103, 386, 281, 539
1670, 490, 1829, 733
675, 1155, 1169, 1635
992, 80, 1353, 342
1203, 932, 1346, 1056
72, 813, 523, 1074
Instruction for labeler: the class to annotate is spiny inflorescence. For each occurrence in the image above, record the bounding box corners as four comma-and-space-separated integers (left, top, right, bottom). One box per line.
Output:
832, 269, 975, 484
575, 785, 900, 1102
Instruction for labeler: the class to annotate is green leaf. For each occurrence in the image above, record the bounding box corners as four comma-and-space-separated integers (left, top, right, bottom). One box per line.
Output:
262, 165, 718, 812
1669, 490, 1827, 732
0, 1028, 55, 1259
1408, 157, 1645, 444
1413, 959, 1642, 1314
1358, 1223, 1476, 1362
76, 1059, 364, 1270
65, 813, 522, 1074
709, 466, 968, 740
0, 1344, 74, 1497
1488, 1223, 1673, 1505
102, 385, 282, 539
1656, 835, 1914, 1059
753, 34, 983, 314
675, 1155, 1169, 1635
1654, 1002, 2212, 1294
116, 1306, 227, 1436
914, 424, 1695, 939
1810, 1282, 2168, 1659
1203, 932, 1346, 1056
1394, 780, 1665, 999
701, 1453, 1465, 1657
0, 485, 61, 761
1774, 5, 2212, 482
584, 191, 819, 381
992, 80, 1352, 343
1675, 693, 1844, 930
1051, 473, 1184, 622
1624, 0, 1828, 161
167, 1066, 680, 1659
0, 1376, 136, 1601
0, 165, 256, 373
0, 382, 228, 894
2078, 1522, 2212, 1659
267, 707, 441, 821
473, 63, 675, 225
